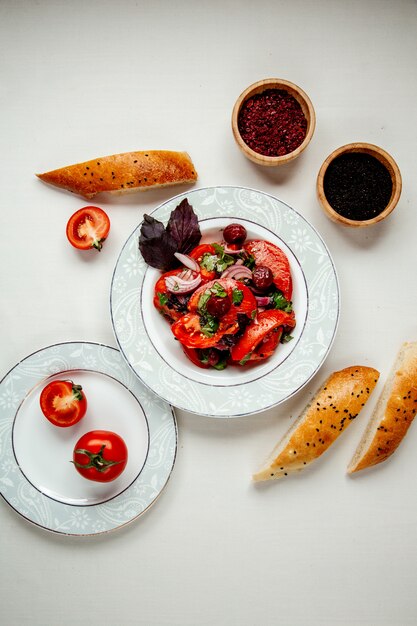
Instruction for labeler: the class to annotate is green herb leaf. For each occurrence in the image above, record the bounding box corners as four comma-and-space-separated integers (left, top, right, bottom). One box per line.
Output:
200, 315, 219, 337
157, 292, 169, 306
213, 358, 228, 370
242, 253, 256, 270
197, 291, 211, 313
211, 244, 235, 272
271, 291, 292, 312
281, 332, 294, 343
200, 252, 218, 272
232, 288, 244, 305
211, 282, 227, 298
239, 352, 252, 365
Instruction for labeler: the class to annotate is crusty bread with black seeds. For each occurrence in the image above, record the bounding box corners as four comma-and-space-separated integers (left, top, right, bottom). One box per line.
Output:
36, 150, 198, 199
252, 366, 379, 482
348, 342, 417, 474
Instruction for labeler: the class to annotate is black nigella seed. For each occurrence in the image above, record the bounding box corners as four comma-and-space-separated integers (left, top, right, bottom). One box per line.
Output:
323, 152, 393, 221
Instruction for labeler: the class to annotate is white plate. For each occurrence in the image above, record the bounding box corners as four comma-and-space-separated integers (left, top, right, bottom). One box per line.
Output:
0, 342, 177, 535
111, 186, 340, 417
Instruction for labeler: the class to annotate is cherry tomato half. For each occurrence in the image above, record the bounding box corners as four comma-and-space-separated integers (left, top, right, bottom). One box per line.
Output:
72, 430, 128, 483
244, 240, 293, 301
153, 269, 187, 322
230, 309, 295, 363
189, 244, 217, 281
66, 206, 110, 251
171, 312, 239, 348
40, 380, 87, 427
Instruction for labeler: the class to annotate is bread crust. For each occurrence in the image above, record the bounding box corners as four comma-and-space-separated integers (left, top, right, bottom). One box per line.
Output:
348, 342, 417, 474
252, 366, 380, 482
36, 151, 198, 199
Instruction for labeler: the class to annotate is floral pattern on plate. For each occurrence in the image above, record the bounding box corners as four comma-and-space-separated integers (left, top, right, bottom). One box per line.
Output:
111, 186, 340, 417
0, 342, 177, 535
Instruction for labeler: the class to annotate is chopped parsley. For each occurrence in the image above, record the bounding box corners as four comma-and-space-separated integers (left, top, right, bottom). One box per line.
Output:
239, 352, 252, 366
157, 292, 168, 306
281, 331, 294, 343
232, 288, 243, 305
212, 243, 235, 272
270, 291, 292, 312
198, 282, 228, 314
199, 314, 219, 337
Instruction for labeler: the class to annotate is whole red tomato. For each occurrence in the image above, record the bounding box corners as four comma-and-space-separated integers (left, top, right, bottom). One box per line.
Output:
40, 380, 87, 427
73, 430, 128, 483
66, 206, 110, 251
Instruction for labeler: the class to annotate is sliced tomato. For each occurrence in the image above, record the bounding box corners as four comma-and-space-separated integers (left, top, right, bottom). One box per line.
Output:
153, 269, 187, 322
40, 380, 87, 427
244, 240, 292, 300
171, 312, 239, 348
66, 206, 110, 251
189, 244, 217, 281
181, 345, 210, 368
249, 327, 282, 361
188, 278, 257, 320
230, 309, 296, 363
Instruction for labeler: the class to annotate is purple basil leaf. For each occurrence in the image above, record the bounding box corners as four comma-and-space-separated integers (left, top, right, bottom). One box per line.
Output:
166, 198, 201, 254
139, 214, 177, 270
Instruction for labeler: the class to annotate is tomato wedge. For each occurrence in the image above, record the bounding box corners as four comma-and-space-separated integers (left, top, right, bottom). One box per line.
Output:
188, 278, 257, 320
230, 309, 295, 363
181, 345, 210, 368
40, 380, 87, 427
171, 312, 239, 348
153, 269, 188, 322
189, 244, 217, 281
66, 206, 110, 251
244, 240, 292, 300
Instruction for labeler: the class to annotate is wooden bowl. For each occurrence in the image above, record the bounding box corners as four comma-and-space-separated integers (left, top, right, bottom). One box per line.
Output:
231, 78, 316, 166
317, 143, 402, 227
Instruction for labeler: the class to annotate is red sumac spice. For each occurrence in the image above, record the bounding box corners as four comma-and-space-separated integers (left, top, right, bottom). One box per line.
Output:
238, 89, 307, 157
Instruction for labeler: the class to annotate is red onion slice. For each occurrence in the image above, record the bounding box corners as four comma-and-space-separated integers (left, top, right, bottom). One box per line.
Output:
165, 273, 202, 294
174, 252, 200, 273
223, 244, 244, 254
221, 265, 252, 280
255, 296, 271, 307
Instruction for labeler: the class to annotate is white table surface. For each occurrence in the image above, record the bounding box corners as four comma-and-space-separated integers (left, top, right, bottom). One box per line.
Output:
1, 1, 417, 625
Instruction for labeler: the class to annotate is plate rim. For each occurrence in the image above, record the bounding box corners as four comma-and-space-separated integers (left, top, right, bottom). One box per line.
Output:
0, 340, 178, 536
110, 185, 341, 418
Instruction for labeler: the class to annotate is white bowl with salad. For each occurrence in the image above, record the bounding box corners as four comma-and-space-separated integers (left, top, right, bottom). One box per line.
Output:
111, 186, 339, 417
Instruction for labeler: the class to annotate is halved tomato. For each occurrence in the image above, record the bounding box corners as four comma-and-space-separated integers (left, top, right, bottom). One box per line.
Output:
244, 240, 292, 300
40, 380, 87, 427
171, 312, 239, 349
153, 269, 187, 322
66, 206, 110, 251
230, 309, 295, 363
189, 244, 217, 281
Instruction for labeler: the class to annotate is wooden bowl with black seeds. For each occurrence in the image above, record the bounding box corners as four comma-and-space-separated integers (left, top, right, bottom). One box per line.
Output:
231, 78, 316, 166
317, 143, 402, 227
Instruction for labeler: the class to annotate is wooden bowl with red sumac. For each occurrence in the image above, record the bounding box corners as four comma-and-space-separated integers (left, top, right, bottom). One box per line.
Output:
317, 143, 402, 227
231, 78, 316, 166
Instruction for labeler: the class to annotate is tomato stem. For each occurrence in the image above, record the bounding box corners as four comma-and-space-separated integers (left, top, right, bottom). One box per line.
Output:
72, 444, 124, 472
71, 384, 84, 402
92, 238, 105, 251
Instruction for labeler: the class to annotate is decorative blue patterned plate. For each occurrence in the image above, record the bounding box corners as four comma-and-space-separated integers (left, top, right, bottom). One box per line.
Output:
111, 186, 340, 417
0, 342, 177, 535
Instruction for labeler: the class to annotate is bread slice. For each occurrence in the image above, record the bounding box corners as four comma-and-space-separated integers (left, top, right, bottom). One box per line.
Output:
253, 366, 379, 482
36, 150, 198, 199
347, 342, 417, 474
